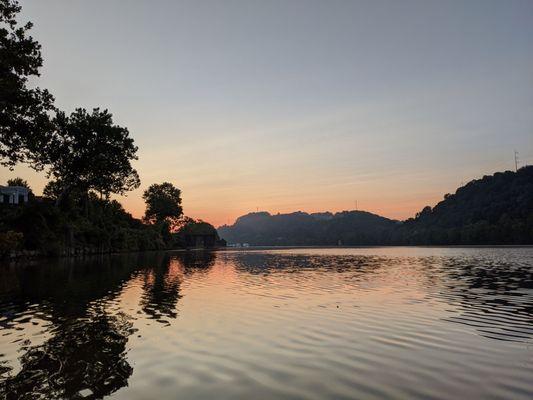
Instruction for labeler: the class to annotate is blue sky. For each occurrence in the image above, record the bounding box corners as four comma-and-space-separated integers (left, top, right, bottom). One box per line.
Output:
4, 0, 532, 225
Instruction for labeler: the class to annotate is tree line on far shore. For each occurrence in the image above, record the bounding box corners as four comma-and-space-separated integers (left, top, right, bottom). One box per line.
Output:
219, 166, 533, 246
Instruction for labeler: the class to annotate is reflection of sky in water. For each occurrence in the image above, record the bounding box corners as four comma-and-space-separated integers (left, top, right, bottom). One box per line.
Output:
1, 247, 533, 399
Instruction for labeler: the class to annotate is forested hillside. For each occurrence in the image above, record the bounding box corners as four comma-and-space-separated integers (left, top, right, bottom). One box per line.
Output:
395, 166, 533, 244
218, 210, 398, 246
219, 167, 533, 246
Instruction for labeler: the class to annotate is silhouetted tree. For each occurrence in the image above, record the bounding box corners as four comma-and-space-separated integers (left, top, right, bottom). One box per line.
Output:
6, 177, 29, 188
42, 108, 140, 206
143, 182, 183, 227
175, 218, 220, 248
42, 179, 62, 200
0, 0, 54, 168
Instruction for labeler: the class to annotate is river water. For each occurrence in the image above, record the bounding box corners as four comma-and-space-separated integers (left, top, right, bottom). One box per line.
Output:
1, 247, 533, 399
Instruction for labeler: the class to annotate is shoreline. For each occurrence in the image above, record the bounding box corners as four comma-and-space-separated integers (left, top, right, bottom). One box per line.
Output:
4, 244, 533, 263
220, 244, 533, 251
1, 247, 221, 263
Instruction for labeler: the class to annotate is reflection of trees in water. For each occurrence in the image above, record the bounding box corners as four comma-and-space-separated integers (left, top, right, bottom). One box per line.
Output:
140, 254, 182, 323
0, 254, 144, 313
229, 252, 389, 277
139, 251, 216, 324
179, 250, 216, 273
0, 250, 217, 398
1, 308, 134, 399
229, 251, 533, 343
3, 247, 529, 399
435, 256, 533, 342
0, 254, 151, 399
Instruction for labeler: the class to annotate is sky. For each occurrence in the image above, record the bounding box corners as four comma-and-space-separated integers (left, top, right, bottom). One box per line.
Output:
3, 0, 532, 226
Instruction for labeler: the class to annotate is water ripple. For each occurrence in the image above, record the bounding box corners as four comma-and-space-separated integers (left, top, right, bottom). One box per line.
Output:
0, 247, 532, 399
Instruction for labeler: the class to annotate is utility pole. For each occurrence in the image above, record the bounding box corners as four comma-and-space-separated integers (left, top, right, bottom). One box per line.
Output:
514, 150, 519, 172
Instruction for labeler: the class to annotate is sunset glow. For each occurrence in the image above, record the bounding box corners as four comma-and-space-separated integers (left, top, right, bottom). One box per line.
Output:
1, 0, 531, 227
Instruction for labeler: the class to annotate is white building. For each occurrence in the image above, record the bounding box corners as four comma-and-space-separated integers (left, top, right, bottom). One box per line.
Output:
0, 186, 30, 205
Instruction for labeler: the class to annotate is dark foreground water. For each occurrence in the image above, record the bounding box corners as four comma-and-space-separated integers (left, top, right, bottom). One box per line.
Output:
1, 248, 533, 400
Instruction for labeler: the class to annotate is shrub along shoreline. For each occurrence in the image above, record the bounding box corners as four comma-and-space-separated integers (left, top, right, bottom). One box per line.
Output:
0, 192, 222, 260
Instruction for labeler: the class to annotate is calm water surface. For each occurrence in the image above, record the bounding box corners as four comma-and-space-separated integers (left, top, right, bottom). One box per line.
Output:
1, 247, 533, 399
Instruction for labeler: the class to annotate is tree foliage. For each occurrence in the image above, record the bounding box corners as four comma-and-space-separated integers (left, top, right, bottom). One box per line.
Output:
395, 166, 533, 245
218, 210, 396, 246
6, 177, 29, 188
143, 182, 183, 226
0, 0, 54, 168
0, 194, 167, 256
41, 108, 140, 204
175, 218, 220, 248
1, 2, 141, 205
42, 179, 62, 200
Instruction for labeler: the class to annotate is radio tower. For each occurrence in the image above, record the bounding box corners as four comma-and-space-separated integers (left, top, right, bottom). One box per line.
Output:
514, 150, 519, 172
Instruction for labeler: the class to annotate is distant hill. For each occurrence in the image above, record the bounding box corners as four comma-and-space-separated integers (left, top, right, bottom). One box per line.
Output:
395, 166, 533, 245
218, 166, 533, 246
217, 210, 398, 246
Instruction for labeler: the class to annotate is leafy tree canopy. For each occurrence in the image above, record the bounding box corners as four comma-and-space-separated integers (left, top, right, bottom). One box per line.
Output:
0, 0, 54, 168
143, 182, 183, 226
396, 166, 533, 245
42, 108, 140, 205
6, 177, 29, 189
42, 179, 63, 200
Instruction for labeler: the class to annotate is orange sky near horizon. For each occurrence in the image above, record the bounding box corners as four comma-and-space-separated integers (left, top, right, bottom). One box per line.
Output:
0, 160, 513, 228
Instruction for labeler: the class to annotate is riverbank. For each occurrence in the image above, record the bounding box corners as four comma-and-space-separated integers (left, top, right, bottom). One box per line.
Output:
0, 195, 223, 260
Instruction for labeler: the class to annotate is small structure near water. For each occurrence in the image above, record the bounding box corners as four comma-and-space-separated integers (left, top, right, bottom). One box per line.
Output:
0, 186, 30, 205
185, 232, 217, 248
178, 220, 226, 249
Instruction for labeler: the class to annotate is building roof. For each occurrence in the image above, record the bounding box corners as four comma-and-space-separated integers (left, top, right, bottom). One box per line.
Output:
0, 186, 30, 193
